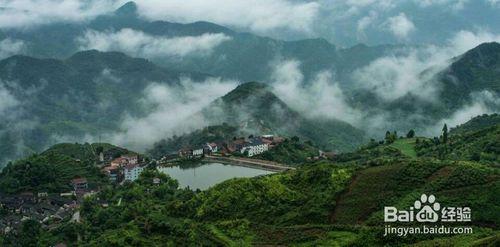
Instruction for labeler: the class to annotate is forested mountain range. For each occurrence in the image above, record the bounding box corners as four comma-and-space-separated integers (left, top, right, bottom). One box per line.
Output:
1, 41, 499, 167
0, 50, 206, 166
0, 1, 405, 83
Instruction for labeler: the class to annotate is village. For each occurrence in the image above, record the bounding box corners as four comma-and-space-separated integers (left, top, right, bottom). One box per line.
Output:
0, 178, 97, 235
160, 135, 285, 162
0, 152, 150, 235
0, 134, 290, 235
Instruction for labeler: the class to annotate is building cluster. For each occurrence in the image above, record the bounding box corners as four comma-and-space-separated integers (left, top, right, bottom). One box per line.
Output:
101, 154, 146, 182
169, 135, 284, 161
0, 189, 81, 234
0, 154, 149, 235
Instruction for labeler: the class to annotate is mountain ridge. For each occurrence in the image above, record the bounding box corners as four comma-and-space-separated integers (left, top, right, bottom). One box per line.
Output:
199, 81, 366, 152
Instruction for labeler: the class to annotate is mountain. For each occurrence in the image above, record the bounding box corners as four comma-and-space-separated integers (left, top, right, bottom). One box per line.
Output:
148, 82, 366, 155
346, 42, 500, 134
440, 42, 500, 108
0, 50, 206, 167
450, 113, 500, 134
0, 1, 404, 83
200, 82, 366, 151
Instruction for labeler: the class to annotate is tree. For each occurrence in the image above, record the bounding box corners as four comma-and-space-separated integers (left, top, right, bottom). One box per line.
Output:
385, 131, 392, 144
18, 219, 42, 247
385, 131, 397, 144
442, 124, 448, 143
406, 129, 415, 138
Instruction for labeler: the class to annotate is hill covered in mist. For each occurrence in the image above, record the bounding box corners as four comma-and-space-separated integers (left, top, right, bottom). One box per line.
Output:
0, 50, 209, 167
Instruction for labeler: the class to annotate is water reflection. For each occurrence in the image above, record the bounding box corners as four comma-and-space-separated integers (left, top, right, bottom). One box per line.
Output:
157, 162, 274, 190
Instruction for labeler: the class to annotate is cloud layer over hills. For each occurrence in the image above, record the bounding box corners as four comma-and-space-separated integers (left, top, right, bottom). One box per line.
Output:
77, 29, 232, 58
1, 0, 499, 45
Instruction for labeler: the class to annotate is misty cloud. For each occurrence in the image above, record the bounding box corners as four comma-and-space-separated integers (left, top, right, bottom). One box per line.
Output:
271, 60, 362, 125
385, 13, 415, 39
488, 0, 500, 6
268, 29, 500, 139
429, 90, 500, 135
77, 28, 231, 58
0, 38, 26, 59
448, 30, 500, 54
0, 84, 19, 116
352, 29, 500, 102
109, 77, 239, 151
133, 0, 320, 34
415, 0, 469, 10
0, 0, 119, 29
352, 49, 444, 102
356, 11, 379, 42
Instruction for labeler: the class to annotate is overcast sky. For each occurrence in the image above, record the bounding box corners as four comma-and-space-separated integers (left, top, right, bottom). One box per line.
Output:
0, 0, 499, 46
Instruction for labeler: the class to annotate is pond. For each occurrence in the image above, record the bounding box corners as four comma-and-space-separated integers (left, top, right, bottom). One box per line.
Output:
157, 162, 275, 190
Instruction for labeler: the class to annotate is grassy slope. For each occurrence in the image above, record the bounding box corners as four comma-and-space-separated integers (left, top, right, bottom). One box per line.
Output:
390, 138, 418, 158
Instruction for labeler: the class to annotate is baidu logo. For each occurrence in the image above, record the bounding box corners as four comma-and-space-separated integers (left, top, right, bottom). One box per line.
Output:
384, 194, 471, 223
414, 194, 440, 222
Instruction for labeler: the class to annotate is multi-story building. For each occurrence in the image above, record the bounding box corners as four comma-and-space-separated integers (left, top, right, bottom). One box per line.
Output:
241, 139, 269, 157
71, 178, 88, 192
124, 164, 145, 181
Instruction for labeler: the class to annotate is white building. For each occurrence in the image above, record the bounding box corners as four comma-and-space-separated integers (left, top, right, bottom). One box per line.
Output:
241, 143, 269, 157
204, 143, 219, 154
192, 148, 204, 157
124, 164, 144, 181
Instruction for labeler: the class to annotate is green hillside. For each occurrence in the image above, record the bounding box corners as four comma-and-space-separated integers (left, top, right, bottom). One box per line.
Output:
201, 82, 366, 152
1, 121, 498, 246
389, 138, 418, 158
148, 124, 239, 158
0, 143, 131, 194
416, 124, 499, 164
255, 137, 320, 165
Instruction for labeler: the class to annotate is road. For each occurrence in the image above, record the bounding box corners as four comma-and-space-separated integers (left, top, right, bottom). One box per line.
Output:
203, 155, 295, 171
